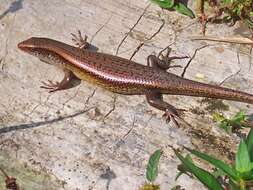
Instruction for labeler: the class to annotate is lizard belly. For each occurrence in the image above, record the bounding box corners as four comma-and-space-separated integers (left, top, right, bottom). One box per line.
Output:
69, 65, 148, 95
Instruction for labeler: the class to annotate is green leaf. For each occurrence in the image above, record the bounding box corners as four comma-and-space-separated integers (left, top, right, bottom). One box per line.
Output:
219, 121, 232, 133
240, 170, 253, 180
174, 149, 224, 190
236, 140, 251, 173
174, 2, 195, 18
150, 0, 175, 9
221, 0, 232, 5
231, 110, 245, 123
185, 147, 239, 181
146, 149, 162, 182
175, 154, 193, 180
247, 128, 253, 161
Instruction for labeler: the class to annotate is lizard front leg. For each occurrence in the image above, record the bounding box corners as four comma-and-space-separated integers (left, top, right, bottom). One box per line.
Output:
40, 69, 79, 92
40, 31, 89, 92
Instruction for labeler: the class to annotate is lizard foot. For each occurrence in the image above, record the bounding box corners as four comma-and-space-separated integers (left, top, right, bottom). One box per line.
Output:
148, 47, 188, 70
159, 47, 188, 67
162, 110, 180, 127
162, 108, 186, 127
40, 80, 61, 93
71, 30, 89, 49
40, 70, 78, 93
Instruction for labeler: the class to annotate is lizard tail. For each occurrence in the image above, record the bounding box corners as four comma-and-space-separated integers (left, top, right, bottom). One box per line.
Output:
164, 77, 253, 104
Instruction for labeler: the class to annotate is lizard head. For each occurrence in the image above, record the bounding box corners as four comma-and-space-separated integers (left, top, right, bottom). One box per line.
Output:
18, 37, 67, 67
18, 37, 44, 54
18, 37, 61, 61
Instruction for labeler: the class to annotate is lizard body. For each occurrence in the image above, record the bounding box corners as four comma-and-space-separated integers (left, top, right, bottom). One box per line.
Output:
18, 36, 253, 125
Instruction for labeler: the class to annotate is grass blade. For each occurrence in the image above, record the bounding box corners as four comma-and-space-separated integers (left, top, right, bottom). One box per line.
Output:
174, 149, 223, 190
236, 140, 251, 173
247, 128, 253, 161
185, 147, 239, 181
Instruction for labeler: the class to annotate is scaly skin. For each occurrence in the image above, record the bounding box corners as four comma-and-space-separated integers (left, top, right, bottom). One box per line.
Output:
17, 36, 253, 126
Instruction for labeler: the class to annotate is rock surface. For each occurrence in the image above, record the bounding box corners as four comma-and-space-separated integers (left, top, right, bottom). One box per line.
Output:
0, 0, 252, 189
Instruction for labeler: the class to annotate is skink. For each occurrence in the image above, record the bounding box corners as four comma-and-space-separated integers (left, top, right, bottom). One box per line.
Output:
17, 33, 253, 126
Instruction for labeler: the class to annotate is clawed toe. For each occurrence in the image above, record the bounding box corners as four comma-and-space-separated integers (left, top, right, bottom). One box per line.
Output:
71, 30, 89, 49
40, 80, 60, 92
162, 110, 180, 127
155, 48, 188, 70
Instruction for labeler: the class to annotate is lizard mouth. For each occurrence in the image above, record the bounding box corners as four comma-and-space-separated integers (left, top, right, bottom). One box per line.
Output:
17, 44, 29, 52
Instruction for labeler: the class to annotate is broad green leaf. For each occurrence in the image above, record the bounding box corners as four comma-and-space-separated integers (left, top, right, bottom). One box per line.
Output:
146, 149, 162, 182
236, 140, 251, 173
247, 128, 253, 161
174, 149, 223, 190
185, 147, 239, 181
150, 0, 174, 9
174, 3, 195, 18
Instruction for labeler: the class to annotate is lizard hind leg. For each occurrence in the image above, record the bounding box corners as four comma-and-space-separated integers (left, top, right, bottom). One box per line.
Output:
146, 91, 184, 127
147, 47, 188, 71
